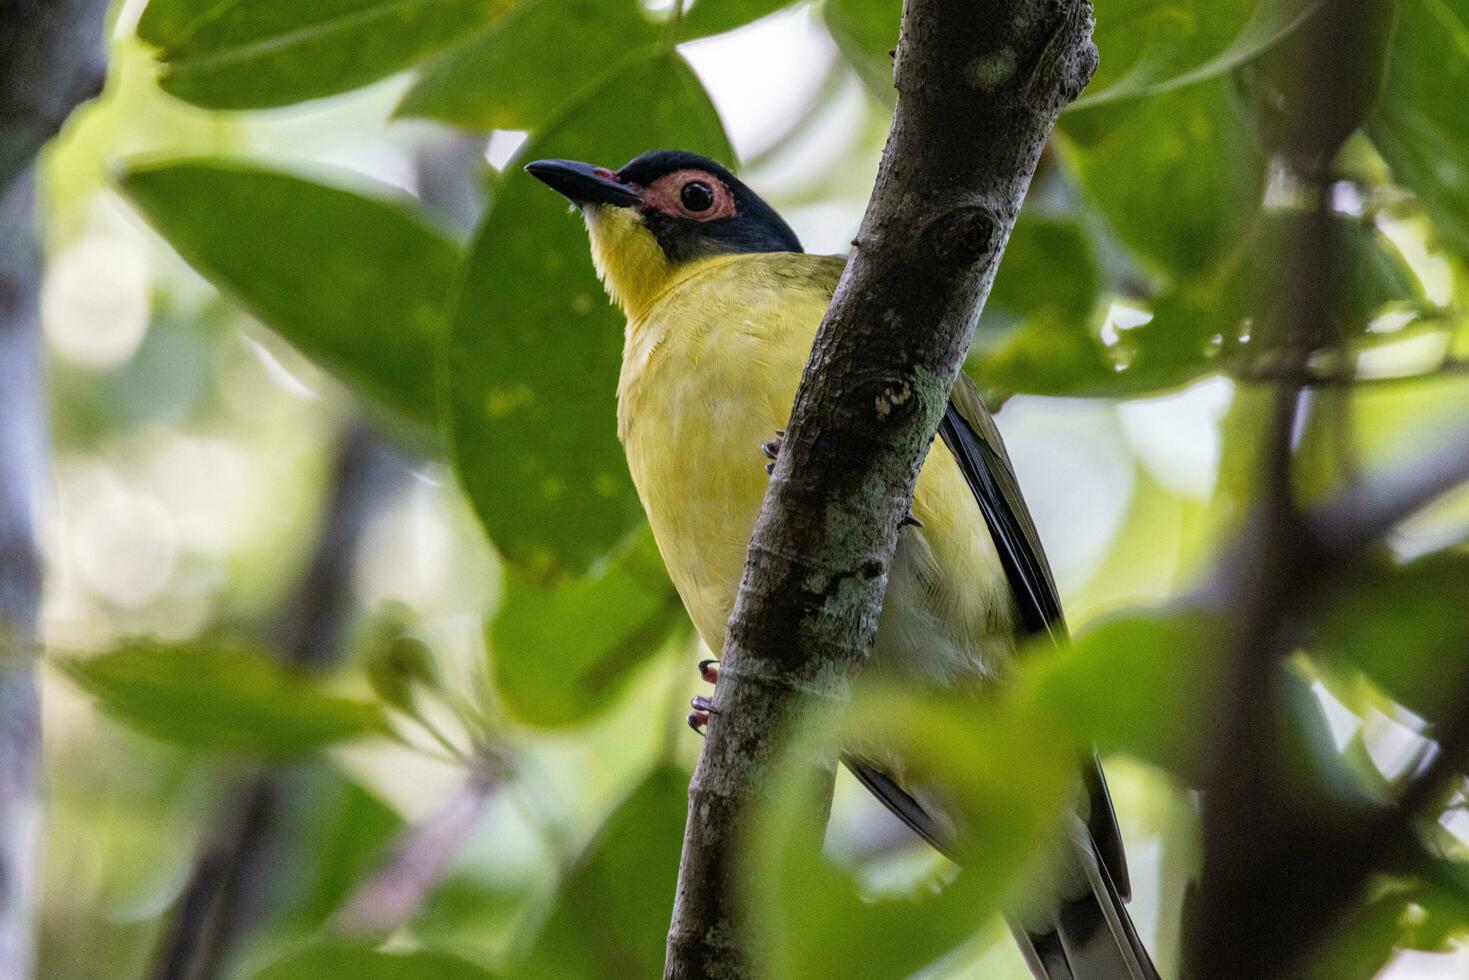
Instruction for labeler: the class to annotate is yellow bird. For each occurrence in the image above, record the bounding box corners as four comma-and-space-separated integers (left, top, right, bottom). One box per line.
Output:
528, 150, 1158, 980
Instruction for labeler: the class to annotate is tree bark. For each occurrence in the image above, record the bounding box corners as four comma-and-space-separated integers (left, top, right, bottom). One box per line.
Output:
663, 1, 1097, 976
0, 2, 107, 976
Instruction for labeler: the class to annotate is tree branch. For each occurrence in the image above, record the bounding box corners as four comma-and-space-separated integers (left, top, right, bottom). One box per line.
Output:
0, 2, 107, 976
663, 2, 1097, 976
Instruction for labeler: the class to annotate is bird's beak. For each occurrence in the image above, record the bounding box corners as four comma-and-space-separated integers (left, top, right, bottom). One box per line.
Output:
525, 159, 640, 208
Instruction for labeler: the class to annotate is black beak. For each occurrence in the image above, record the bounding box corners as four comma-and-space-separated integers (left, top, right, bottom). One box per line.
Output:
525, 159, 640, 208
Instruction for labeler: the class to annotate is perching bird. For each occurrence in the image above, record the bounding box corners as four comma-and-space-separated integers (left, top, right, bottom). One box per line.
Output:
528, 149, 1159, 980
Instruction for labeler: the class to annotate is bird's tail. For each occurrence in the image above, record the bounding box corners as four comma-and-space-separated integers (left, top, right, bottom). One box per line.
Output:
1010, 814, 1160, 980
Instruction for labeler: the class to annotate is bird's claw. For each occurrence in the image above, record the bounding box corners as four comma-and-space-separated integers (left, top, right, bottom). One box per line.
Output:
761, 430, 785, 474
687, 694, 719, 737
698, 658, 720, 684
900, 512, 924, 529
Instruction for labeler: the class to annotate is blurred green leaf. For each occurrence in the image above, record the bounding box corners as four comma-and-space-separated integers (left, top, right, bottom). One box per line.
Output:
986, 215, 1099, 322
251, 943, 498, 980
1017, 612, 1225, 783
397, 0, 656, 131
139, 0, 505, 109
1308, 875, 1469, 978
283, 767, 407, 929
446, 52, 732, 576
1316, 552, 1469, 723
1076, 0, 1319, 109
1063, 79, 1268, 280
1371, 0, 1469, 259
822, 0, 899, 100
517, 765, 690, 979
120, 160, 458, 431
399, 0, 798, 128
492, 528, 684, 726
976, 210, 1422, 400
59, 640, 389, 757
677, 0, 797, 38
750, 689, 1072, 979
824, 0, 1313, 106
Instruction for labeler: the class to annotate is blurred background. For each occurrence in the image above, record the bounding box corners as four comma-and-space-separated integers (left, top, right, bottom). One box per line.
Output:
20, 0, 1469, 977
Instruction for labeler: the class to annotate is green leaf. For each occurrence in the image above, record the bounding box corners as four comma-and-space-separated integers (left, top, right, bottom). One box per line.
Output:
59, 640, 390, 757
1371, 0, 1469, 258
1016, 612, 1226, 783
120, 160, 458, 431
986, 215, 1099, 322
749, 689, 1073, 979
250, 943, 498, 980
1316, 552, 1469, 723
516, 765, 690, 979
397, 0, 658, 131
1074, 0, 1319, 109
821, 0, 900, 101
140, 0, 505, 109
492, 528, 684, 726
445, 52, 733, 576
281, 768, 407, 928
1063, 78, 1268, 280
975, 211, 1423, 400
677, 0, 797, 38
824, 0, 1314, 106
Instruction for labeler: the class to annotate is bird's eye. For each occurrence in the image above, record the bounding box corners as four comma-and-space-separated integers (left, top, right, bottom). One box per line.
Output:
680, 180, 715, 213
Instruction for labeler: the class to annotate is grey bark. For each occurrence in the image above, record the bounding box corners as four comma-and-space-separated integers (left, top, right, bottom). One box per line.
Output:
0, 2, 107, 976
663, 1, 1097, 976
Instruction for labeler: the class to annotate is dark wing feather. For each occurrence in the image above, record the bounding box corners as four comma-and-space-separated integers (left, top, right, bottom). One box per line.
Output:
941, 373, 1130, 902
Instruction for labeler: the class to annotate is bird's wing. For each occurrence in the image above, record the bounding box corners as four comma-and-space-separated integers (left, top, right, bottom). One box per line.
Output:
939, 371, 1130, 902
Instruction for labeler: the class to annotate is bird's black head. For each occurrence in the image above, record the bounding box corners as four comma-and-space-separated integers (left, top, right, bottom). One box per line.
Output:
525, 150, 802, 314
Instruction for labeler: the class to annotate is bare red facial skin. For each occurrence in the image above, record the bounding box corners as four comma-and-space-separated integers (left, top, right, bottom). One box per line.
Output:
635, 168, 737, 222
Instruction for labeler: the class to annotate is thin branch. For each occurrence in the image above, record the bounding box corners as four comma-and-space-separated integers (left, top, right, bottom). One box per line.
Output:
332, 754, 503, 937
1313, 427, 1469, 556
663, 2, 1098, 976
0, 2, 108, 976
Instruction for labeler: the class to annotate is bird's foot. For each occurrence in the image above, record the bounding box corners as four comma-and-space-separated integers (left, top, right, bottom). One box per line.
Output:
698, 658, 719, 684
900, 512, 923, 529
687, 694, 719, 737
761, 430, 785, 475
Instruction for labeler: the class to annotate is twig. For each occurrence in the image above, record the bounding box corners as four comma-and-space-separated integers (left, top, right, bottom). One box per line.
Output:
0, 2, 108, 976
663, 2, 1098, 977
332, 754, 503, 936
1313, 428, 1469, 557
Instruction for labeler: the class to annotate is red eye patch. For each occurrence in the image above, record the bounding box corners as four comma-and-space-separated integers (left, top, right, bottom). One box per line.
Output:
639, 168, 737, 222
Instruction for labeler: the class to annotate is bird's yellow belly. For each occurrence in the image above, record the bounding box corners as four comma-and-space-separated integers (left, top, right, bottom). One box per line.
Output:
621, 333, 793, 650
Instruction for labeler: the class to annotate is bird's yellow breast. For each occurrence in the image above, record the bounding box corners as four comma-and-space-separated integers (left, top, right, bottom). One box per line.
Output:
616, 253, 1014, 682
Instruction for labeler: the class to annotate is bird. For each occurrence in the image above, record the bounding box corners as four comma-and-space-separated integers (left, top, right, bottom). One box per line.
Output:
527, 149, 1160, 980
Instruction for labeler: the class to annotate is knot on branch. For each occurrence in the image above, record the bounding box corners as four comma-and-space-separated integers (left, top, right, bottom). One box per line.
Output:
924, 205, 1000, 267
1020, 0, 1099, 112
866, 371, 921, 425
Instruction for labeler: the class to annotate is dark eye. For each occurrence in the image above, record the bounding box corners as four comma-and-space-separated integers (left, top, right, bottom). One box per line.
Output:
680, 180, 715, 213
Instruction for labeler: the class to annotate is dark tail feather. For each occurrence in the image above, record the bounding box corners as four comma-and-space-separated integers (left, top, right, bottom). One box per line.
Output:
1011, 816, 1160, 980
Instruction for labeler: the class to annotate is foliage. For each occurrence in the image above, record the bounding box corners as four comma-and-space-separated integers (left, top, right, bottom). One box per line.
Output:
58, 639, 390, 756
28, 0, 1469, 977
